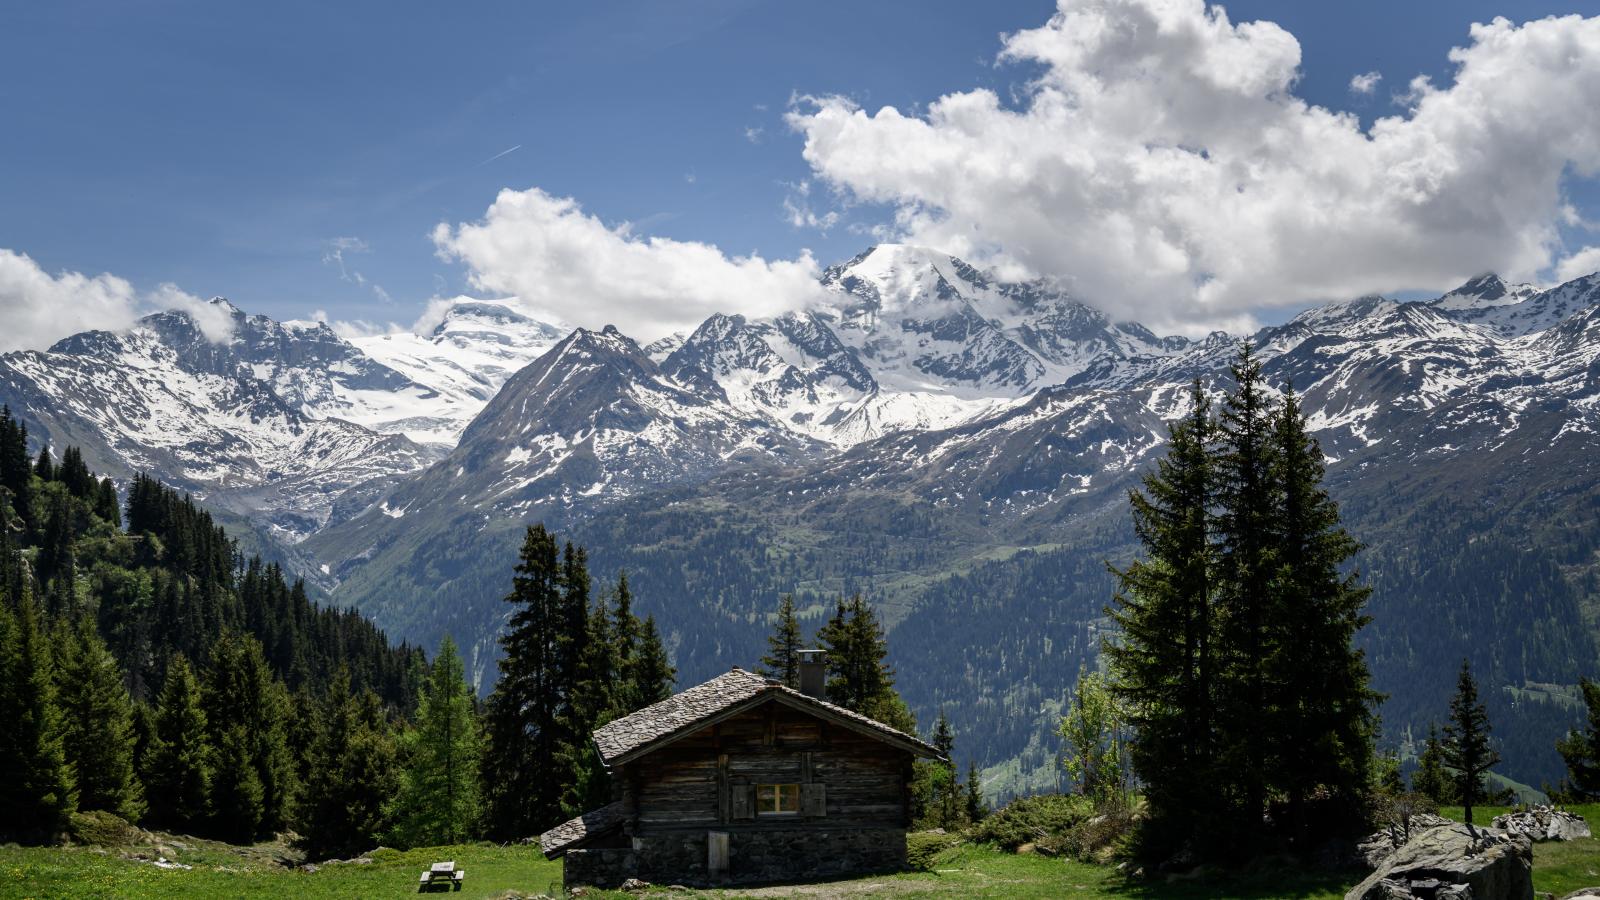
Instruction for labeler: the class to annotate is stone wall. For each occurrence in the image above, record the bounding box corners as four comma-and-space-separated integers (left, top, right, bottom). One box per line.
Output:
562, 827, 907, 889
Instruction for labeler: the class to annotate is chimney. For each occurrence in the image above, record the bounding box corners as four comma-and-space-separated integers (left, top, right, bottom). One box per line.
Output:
798, 649, 827, 699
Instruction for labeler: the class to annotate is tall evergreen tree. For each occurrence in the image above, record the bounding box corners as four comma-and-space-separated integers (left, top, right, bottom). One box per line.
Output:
561, 592, 620, 817
59, 446, 94, 499
818, 594, 892, 713
95, 477, 121, 528
0, 593, 76, 841
1264, 386, 1379, 840
386, 636, 483, 847
56, 616, 144, 821
609, 573, 642, 713
202, 634, 293, 841
297, 671, 398, 859
1212, 344, 1281, 832
1441, 660, 1501, 828
632, 615, 675, 706
481, 524, 568, 839
760, 594, 804, 689
930, 709, 961, 828
965, 760, 987, 822
1411, 723, 1456, 804
0, 407, 35, 533
34, 447, 55, 482
1105, 379, 1216, 845
1556, 678, 1600, 800
143, 654, 211, 832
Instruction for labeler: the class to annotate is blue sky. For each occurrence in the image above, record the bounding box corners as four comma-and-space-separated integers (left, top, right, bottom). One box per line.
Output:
4, 0, 1600, 341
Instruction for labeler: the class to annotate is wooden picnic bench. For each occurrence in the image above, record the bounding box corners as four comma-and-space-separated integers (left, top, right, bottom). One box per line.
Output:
418, 860, 465, 892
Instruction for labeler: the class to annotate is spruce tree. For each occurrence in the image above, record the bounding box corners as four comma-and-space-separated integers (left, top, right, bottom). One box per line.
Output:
386, 636, 483, 847
1411, 723, 1456, 804
482, 524, 568, 839
609, 573, 642, 713
632, 615, 675, 706
1212, 344, 1281, 835
561, 593, 620, 817
0, 407, 34, 533
818, 594, 892, 713
1556, 678, 1600, 800
1265, 386, 1379, 840
59, 446, 93, 499
94, 477, 121, 528
965, 760, 987, 822
760, 594, 804, 689
0, 593, 76, 841
202, 634, 292, 841
1442, 660, 1501, 828
34, 446, 55, 482
297, 672, 398, 859
56, 616, 144, 821
1105, 379, 1216, 844
930, 709, 960, 827
143, 655, 211, 832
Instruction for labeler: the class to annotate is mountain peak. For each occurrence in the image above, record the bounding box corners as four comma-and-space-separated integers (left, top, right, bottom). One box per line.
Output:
1433, 273, 1537, 311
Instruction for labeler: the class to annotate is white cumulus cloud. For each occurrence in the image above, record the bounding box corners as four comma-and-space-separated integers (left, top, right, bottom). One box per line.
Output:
1555, 246, 1600, 284
431, 187, 830, 339
1349, 71, 1382, 94
788, 1, 1600, 333
0, 249, 233, 352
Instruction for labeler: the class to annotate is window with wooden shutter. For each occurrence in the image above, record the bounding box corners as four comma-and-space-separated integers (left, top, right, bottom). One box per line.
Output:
731, 781, 754, 820
801, 782, 826, 817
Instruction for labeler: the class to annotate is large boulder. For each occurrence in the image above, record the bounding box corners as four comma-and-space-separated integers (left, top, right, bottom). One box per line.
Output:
1359, 814, 1458, 868
1345, 822, 1533, 900
1492, 807, 1591, 843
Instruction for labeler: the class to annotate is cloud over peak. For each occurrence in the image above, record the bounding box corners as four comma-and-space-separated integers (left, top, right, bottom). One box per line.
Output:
788, 0, 1600, 333
0, 249, 231, 352
430, 187, 830, 339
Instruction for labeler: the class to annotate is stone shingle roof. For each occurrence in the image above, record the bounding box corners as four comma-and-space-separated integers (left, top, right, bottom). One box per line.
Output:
539, 800, 627, 858
591, 667, 942, 766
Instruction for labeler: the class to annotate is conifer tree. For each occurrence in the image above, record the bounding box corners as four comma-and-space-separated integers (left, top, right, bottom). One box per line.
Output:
1411, 723, 1456, 804
1442, 660, 1501, 828
298, 672, 398, 859
386, 636, 482, 847
818, 594, 893, 713
1556, 678, 1600, 800
34, 447, 55, 482
95, 477, 121, 527
609, 573, 642, 713
930, 709, 961, 827
482, 524, 568, 839
965, 760, 987, 822
632, 615, 675, 706
143, 654, 211, 831
202, 634, 293, 840
1264, 386, 1379, 839
760, 594, 804, 689
0, 593, 76, 841
561, 593, 620, 817
1105, 379, 1216, 841
1212, 345, 1281, 834
0, 407, 35, 533
59, 446, 93, 499
56, 616, 144, 821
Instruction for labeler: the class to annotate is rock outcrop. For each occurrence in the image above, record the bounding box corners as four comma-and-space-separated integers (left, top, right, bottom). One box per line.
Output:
1491, 806, 1591, 843
1345, 822, 1533, 900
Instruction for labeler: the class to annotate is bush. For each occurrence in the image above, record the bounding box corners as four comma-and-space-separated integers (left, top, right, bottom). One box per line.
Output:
67, 811, 142, 847
906, 830, 965, 869
965, 793, 1092, 851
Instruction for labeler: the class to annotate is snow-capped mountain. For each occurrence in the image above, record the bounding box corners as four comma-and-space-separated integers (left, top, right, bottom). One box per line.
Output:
346, 300, 565, 446
0, 299, 436, 540
661, 244, 1192, 446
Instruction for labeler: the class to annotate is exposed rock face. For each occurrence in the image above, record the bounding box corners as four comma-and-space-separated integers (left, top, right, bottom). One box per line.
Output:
1359, 814, 1458, 868
1491, 806, 1591, 843
1345, 823, 1533, 900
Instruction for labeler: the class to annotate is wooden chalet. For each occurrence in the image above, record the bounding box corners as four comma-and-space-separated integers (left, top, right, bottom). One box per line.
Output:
539, 651, 944, 888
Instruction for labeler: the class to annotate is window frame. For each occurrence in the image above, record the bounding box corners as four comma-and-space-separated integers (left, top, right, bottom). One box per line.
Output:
755, 782, 802, 816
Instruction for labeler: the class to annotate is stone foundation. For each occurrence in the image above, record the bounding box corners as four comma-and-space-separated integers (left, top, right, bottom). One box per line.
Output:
563, 827, 907, 889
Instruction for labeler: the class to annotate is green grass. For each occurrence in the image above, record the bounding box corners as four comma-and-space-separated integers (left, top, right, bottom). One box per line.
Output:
5, 808, 1597, 899
0, 841, 563, 900
1436, 803, 1600, 898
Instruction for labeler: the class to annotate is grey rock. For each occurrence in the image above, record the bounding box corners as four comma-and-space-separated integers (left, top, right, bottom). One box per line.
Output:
1492, 806, 1591, 842
1558, 890, 1600, 899
1345, 822, 1533, 900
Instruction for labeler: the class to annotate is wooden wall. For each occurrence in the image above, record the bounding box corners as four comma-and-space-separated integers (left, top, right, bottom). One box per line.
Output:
622, 700, 912, 834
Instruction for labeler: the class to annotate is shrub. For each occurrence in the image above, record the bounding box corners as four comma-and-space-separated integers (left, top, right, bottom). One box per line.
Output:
906, 830, 965, 869
966, 793, 1092, 851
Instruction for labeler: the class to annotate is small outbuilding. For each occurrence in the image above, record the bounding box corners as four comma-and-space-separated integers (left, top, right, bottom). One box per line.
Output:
540, 651, 944, 888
